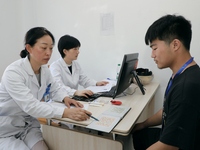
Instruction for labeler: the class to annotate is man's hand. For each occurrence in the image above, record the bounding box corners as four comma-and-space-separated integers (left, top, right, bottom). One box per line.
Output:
132, 122, 146, 133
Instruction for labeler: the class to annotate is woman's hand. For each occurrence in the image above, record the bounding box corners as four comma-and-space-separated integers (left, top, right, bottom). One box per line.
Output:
96, 81, 109, 86
63, 97, 83, 108
62, 107, 92, 121
74, 90, 93, 97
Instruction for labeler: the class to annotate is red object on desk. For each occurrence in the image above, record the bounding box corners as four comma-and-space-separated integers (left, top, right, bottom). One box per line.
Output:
110, 100, 122, 105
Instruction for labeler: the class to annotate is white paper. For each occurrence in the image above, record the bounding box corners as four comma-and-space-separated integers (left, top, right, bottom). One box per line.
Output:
100, 13, 115, 36
86, 105, 131, 133
86, 114, 120, 133
49, 101, 89, 110
103, 106, 131, 118
86, 79, 117, 93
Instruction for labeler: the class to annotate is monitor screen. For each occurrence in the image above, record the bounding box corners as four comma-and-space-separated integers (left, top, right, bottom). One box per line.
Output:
113, 53, 145, 99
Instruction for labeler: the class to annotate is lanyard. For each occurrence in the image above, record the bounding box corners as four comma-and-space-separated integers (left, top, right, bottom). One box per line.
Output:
165, 57, 194, 96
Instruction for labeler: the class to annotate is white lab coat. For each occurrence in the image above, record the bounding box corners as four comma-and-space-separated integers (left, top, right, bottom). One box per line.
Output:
50, 58, 97, 96
0, 57, 67, 140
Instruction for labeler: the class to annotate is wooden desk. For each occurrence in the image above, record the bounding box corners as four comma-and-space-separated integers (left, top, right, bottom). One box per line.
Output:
42, 82, 159, 150
42, 125, 123, 150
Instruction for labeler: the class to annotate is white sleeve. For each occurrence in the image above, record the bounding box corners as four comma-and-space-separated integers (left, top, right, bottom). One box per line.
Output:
2, 68, 65, 119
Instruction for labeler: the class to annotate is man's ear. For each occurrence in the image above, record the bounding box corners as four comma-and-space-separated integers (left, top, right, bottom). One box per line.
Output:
171, 39, 181, 51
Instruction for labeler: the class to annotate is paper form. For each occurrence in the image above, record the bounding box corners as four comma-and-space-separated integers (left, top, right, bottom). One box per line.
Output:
86, 79, 116, 93
86, 114, 120, 133
86, 106, 131, 133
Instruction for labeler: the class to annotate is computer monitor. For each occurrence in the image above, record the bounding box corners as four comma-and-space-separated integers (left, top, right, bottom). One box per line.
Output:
112, 53, 145, 99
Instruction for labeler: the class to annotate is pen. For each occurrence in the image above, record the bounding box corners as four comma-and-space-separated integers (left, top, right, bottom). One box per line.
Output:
107, 78, 113, 80
107, 78, 116, 81
87, 114, 99, 121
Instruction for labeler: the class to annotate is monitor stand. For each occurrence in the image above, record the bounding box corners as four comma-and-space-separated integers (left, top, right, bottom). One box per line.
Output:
132, 71, 145, 95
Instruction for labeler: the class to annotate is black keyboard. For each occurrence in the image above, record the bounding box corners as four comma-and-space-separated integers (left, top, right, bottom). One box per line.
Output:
99, 86, 116, 97
72, 93, 101, 102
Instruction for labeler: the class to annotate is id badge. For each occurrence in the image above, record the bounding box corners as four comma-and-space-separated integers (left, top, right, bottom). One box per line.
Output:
43, 84, 51, 102
44, 93, 50, 102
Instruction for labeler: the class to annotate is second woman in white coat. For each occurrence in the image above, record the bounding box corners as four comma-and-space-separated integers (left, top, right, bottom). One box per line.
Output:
50, 35, 108, 98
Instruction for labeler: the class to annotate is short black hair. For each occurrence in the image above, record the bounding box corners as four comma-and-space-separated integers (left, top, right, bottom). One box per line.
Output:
58, 35, 81, 58
145, 14, 192, 50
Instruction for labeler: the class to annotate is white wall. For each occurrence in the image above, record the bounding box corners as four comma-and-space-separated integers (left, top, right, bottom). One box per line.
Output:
1, 0, 200, 113
0, 1, 21, 73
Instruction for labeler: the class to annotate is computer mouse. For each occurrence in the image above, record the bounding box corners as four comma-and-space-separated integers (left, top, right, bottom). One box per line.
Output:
110, 100, 122, 105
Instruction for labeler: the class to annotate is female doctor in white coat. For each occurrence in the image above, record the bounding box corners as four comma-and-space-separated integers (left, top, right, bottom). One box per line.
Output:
49, 35, 108, 97
0, 27, 91, 150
